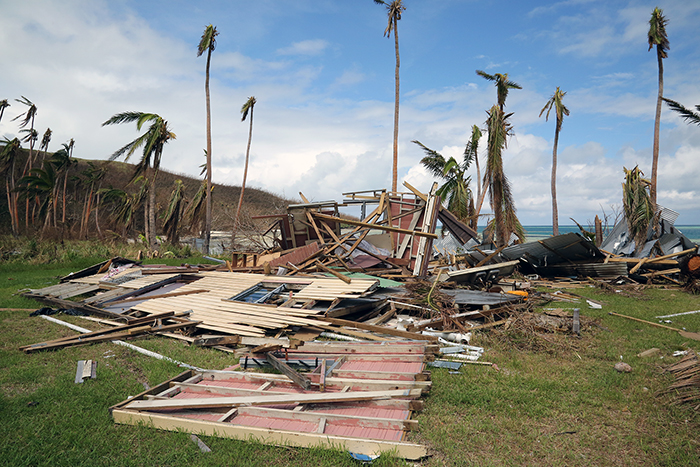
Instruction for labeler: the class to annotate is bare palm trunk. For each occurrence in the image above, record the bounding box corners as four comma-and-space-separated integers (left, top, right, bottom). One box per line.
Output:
232, 107, 254, 248
203, 47, 213, 255
650, 47, 663, 211
82, 187, 94, 239
61, 171, 68, 224
475, 154, 482, 210
144, 199, 150, 248
473, 175, 490, 234
551, 123, 560, 236
95, 190, 102, 239
148, 159, 160, 251
391, 15, 400, 193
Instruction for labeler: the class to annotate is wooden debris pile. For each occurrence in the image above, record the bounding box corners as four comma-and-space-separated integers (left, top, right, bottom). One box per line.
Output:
246, 185, 441, 279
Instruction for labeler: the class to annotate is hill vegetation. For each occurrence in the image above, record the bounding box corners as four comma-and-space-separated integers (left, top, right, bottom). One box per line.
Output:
0, 147, 298, 245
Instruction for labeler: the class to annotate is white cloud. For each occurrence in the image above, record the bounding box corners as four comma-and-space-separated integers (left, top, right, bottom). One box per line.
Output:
277, 39, 329, 56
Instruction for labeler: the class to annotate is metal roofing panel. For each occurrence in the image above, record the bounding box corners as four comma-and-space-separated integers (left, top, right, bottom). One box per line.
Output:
502, 232, 603, 266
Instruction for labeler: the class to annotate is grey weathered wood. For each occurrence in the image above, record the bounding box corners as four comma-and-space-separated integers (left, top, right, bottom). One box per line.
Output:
265, 352, 312, 390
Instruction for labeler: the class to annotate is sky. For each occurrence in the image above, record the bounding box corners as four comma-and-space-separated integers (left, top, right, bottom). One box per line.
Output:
1, 0, 700, 227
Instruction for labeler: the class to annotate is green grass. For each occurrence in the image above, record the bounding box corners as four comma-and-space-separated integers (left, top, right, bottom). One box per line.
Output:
1, 247, 700, 466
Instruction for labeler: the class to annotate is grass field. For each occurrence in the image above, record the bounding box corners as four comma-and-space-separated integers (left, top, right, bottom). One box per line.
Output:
1, 250, 700, 466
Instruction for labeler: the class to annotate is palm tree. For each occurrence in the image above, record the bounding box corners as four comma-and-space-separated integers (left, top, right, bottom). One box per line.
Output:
102, 112, 176, 250
38, 128, 52, 163
232, 96, 256, 248
0, 138, 21, 235
0, 99, 10, 123
663, 98, 700, 127
16, 159, 57, 235
485, 104, 523, 246
185, 179, 207, 237
48, 140, 75, 225
413, 140, 473, 224
622, 166, 654, 253
539, 87, 570, 236
13, 97, 38, 230
476, 71, 522, 112
198, 24, 218, 255
648, 7, 669, 210
162, 179, 185, 245
77, 162, 106, 239
374, 0, 405, 192
478, 71, 524, 246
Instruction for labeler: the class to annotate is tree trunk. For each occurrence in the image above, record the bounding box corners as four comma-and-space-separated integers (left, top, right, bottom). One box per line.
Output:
551, 122, 560, 236
144, 197, 150, 248
94, 190, 103, 239
650, 45, 663, 212
203, 47, 213, 255
232, 107, 254, 249
391, 16, 400, 193
148, 163, 159, 251
61, 171, 68, 224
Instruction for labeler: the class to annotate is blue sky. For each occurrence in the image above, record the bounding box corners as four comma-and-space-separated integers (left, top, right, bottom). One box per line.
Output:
1, 0, 699, 226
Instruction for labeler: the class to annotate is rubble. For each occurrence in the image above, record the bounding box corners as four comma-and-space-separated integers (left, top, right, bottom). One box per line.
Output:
16, 188, 700, 459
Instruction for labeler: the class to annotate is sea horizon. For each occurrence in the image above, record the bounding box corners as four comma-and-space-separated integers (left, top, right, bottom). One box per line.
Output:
511, 224, 700, 244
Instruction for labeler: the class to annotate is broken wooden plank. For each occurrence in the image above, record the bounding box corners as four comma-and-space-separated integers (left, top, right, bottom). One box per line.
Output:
112, 409, 427, 460
318, 317, 438, 342
311, 212, 437, 239
125, 388, 423, 410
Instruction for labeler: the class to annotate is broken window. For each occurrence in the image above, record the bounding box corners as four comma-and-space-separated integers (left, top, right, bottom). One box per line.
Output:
227, 282, 306, 305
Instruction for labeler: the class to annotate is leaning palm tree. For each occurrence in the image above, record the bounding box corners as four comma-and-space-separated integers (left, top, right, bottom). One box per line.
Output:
13, 97, 37, 172
485, 105, 524, 246
102, 112, 176, 250
0, 99, 10, 123
663, 98, 700, 127
648, 7, 669, 210
232, 96, 256, 248
374, 0, 405, 192
198, 24, 218, 255
413, 140, 473, 224
478, 71, 524, 246
13, 97, 38, 229
539, 87, 570, 236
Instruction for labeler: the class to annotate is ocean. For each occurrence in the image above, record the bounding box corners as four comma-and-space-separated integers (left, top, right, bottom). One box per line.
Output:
512, 225, 700, 244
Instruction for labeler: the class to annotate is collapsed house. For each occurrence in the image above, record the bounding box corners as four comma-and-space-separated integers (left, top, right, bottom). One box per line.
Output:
18, 188, 700, 459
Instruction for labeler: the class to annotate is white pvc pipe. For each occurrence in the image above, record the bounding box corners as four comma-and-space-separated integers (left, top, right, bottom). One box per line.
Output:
319, 331, 363, 342
38, 314, 201, 370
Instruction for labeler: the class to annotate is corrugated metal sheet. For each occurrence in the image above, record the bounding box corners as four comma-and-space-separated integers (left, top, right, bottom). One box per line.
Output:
502, 232, 603, 266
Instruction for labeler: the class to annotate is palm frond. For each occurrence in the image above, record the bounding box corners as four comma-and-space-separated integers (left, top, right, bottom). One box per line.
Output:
197, 25, 218, 57
241, 96, 257, 122
413, 140, 447, 179
101, 111, 144, 127
648, 7, 669, 57
663, 98, 700, 126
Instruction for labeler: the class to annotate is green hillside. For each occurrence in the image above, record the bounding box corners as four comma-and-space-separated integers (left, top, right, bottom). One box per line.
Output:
0, 147, 297, 242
